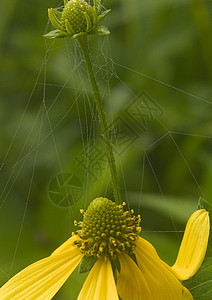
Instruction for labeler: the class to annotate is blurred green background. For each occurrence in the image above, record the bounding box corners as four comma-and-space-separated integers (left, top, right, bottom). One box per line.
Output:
0, 0, 212, 298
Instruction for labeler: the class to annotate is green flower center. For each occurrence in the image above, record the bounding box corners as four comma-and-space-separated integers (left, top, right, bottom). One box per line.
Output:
74, 197, 141, 258
61, 0, 94, 34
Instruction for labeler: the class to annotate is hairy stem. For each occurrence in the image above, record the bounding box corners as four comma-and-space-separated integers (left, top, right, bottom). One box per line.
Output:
77, 36, 121, 204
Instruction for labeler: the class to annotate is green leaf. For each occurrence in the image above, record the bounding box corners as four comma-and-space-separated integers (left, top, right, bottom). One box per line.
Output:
198, 197, 212, 214
184, 257, 212, 300
198, 197, 212, 258
43, 29, 68, 39
111, 256, 120, 279
89, 25, 110, 36
79, 255, 97, 273
183, 198, 212, 299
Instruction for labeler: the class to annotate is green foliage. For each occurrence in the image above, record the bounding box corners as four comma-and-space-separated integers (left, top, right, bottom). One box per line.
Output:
184, 258, 212, 300
79, 255, 97, 273
184, 199, 212, 300
198, 197, 212, 258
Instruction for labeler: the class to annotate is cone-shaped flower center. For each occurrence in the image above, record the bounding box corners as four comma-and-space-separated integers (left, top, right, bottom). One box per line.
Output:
61, 0, 94, 33
74, 197, 141, 258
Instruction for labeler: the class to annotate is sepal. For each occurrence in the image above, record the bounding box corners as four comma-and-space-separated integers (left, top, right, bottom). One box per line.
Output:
53, 9, 62, 21
84, 12, 92, 31
48, 8, 63, 31
72, 31, 87, 39
97, 9, 111, 23
43, 30, 68, 39
65, 19, 75, 36
89, 25, 110, 36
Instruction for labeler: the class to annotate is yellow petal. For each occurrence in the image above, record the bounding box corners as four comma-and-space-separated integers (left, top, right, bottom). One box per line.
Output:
132, 237, 193, 300
0, 237, 83, 300
78, 258, 119, 300
172, 209, 210, 280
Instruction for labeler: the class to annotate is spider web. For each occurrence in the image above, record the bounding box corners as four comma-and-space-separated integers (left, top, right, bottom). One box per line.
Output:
0, 0, 212, 298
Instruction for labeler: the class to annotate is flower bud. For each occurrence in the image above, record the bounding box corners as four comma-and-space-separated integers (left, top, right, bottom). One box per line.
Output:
61, 0, 94, 34
44, 0, 111, 39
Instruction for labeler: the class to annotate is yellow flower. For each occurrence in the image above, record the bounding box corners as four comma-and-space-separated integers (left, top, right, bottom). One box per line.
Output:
0, 198, 209, 300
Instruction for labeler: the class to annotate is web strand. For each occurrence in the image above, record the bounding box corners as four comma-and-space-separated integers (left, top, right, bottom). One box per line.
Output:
1, 27, 211, 285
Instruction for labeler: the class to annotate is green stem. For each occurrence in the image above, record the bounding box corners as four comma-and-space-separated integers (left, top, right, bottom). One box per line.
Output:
77, 36, 121, 204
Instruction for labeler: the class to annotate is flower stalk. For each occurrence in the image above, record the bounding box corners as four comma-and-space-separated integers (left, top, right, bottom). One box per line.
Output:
77, 36, 121, 204
44, 0, 121, 204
